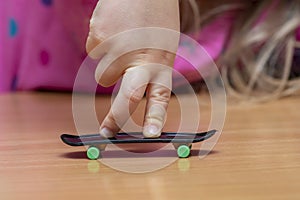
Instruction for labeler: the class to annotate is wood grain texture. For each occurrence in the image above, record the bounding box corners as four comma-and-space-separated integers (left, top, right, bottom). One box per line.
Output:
0, 92, 300, 200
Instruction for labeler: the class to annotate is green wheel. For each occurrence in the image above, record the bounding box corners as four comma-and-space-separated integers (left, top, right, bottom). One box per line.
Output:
177, 145, 191, 158
87, 146, 100, 160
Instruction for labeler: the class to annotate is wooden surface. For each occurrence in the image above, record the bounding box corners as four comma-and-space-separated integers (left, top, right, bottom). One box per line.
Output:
1, 92, 300, 200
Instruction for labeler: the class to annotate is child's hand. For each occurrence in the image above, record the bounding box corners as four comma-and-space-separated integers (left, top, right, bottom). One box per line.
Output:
86, 0, 180, 138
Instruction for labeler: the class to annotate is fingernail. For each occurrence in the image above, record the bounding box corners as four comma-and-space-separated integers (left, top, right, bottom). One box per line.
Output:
145, 125, 160, 137
100, 127, 114, 138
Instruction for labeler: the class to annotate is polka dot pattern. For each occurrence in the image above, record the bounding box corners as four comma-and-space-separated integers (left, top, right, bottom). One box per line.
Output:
40, 50, 50, 66
1, 0, 103, 93
41, 0, 53, 6
9, 18, 18, 37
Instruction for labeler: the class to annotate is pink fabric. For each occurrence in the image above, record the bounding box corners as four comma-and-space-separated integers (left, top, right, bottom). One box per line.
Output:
0, 1, 238, 93
173, 11, 236, 87
296, 28, 300, 41
0, 0, 101, 93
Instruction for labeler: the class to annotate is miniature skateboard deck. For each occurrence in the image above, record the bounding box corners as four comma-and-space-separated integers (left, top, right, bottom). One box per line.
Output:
61, 130, 217, 159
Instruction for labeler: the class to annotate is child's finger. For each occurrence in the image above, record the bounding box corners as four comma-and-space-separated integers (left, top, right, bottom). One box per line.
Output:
143, 69, 172, 138
94, 53, 125, 87
99, 67, 150, 138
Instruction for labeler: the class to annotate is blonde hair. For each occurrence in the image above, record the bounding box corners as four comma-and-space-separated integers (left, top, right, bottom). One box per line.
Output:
180, 0, 300, 102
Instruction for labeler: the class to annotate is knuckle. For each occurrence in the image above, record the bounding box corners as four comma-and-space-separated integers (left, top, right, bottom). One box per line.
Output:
145, 114, 164, 123
86, 24, 108, 53
149, 89, 171, 104
86, 32, 105, 51
145, 104, 167, 124
123, 87, 144, 104
126, 92, 144, 104
135, 49, 176, 67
